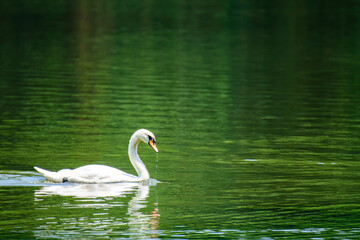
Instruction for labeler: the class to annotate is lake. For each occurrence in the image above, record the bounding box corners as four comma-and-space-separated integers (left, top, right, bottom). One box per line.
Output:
0, 0, 360, 239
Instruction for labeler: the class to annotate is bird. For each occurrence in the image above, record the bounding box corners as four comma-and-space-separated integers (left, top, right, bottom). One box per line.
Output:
34, 129, 158, 183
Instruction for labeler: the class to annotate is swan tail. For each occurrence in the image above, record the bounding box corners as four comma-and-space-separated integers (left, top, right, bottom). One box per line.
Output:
34, 166, 63, 183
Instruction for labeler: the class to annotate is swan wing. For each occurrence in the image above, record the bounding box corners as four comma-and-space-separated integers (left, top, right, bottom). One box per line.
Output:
69, 164, 140, 183
35, 165, 140, 183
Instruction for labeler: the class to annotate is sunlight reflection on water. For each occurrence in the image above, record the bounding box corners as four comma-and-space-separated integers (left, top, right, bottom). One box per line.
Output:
0, 171, 45, 186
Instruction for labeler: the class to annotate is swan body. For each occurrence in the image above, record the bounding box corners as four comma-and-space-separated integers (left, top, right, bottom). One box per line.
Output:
34, 129, 158, 183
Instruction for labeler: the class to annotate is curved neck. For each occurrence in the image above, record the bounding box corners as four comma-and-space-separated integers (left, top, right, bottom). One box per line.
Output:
128, 136, 150, 180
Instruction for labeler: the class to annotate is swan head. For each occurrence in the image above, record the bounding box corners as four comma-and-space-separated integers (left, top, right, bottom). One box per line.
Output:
134, 129, 158, 153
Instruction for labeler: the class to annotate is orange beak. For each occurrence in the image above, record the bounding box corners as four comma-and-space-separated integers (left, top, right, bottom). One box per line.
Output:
148, 139, 158, 153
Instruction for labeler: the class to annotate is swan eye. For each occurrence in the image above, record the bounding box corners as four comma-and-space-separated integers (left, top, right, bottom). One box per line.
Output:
148, 135, 156, 143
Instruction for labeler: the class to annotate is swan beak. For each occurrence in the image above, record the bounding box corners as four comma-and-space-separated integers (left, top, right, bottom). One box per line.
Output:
148, 140, 158, 153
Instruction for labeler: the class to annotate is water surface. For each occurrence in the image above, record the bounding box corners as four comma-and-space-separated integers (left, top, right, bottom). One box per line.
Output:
0, 0, 360, 239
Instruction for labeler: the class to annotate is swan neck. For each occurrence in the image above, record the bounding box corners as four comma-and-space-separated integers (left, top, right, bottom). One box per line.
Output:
128, 136, 150, 180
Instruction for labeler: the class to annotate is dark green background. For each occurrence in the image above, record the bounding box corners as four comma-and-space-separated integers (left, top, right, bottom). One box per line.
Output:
0, 1, 359, 238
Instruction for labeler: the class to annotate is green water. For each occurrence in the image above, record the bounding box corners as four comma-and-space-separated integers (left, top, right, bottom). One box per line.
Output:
1, 1, 360, 239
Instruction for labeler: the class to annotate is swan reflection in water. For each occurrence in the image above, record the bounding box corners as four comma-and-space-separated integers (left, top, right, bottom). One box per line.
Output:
33, 182, 160, 238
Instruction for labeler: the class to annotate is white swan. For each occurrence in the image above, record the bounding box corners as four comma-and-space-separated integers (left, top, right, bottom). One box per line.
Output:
34, 129, 158, 183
